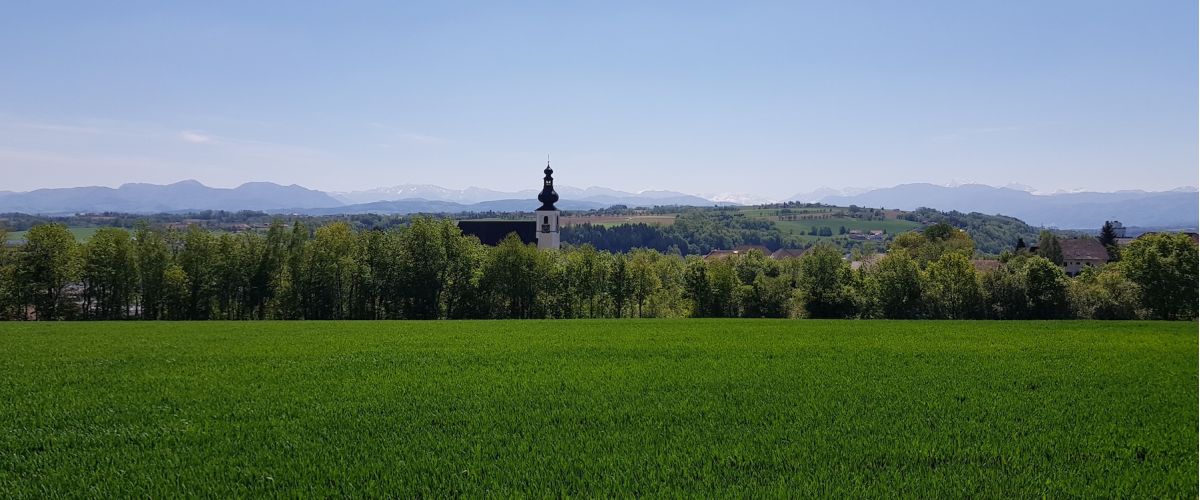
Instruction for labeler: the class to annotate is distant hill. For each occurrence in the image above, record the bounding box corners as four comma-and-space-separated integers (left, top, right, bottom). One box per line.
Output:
818, 183, 1199, 228
4, 179, 1195, 226
0, 180, 344, 214
330, 185, 529, 205
332, 184, 722, 208
0, 180, 731, 216
283, 198, 609, 216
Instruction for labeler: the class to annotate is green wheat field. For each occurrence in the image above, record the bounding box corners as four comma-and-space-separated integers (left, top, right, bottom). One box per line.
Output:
1, 320, 1196, 497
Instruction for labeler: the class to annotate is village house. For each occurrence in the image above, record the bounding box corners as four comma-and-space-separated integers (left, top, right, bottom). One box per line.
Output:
704, 245, 769, 261
850, 253, 885, 271
735, 244, 771, 255
1059, 238, 1109, 276
971, 259, 1001, 273
702, 249, 735, 261
770, 248, 808, 260
847, 229, 886, 241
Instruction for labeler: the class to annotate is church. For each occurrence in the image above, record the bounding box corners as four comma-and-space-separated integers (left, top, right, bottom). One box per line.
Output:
456, 162, 561, 250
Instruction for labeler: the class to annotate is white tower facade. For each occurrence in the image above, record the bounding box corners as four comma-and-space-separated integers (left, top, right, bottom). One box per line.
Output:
534, 162, 561, 250
536, 210, 560, 250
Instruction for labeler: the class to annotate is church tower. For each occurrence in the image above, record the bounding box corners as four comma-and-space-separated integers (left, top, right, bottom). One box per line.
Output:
535, 161, 561, 250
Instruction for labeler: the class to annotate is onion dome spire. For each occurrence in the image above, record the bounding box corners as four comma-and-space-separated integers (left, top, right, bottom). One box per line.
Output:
537, 160, 559, 210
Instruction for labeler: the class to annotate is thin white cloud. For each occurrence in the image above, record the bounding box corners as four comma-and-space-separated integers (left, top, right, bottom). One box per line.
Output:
0, 117, 339, 191
0, 117, 329, 158
397, 132, 447, 145
179, 131, 214, 144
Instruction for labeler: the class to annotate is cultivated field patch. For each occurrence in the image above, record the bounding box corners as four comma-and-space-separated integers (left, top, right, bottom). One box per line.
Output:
4, 227, 99, 243
560, 215, 678, 227
0, 320, 1195, 496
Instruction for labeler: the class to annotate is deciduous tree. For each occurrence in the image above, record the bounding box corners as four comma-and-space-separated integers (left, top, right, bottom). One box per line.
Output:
865, 251, 923, 319
796, 244, 856, 318
1068, 264, 1140, 320
134, 223, 170, 320
1023, 256, 1070, 319
15, 224, 79, 320
1036, 230, 1063, 266
922, 253, 982, 319
1122, 233, 1198, 319
80, 228, 137, 319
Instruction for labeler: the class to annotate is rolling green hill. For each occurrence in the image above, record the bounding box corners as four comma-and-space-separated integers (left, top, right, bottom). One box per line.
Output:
773, 217, 921, 236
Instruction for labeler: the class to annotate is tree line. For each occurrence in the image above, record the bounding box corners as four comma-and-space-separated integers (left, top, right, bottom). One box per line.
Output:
0, 220, 1195, 321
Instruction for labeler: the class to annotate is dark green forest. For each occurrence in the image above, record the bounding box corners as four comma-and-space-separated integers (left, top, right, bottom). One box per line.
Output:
563, 210, 785, 255
900, 208, 1043, 255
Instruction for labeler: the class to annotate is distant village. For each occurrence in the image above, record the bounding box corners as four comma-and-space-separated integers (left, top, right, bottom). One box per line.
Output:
699, 219, 1197, 277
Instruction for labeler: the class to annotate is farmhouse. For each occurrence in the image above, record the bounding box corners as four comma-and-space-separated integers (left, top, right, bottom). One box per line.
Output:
703, 249, 736, 260
458, 163, 561, 250
971, 259, 1002, 273
770, 248, 807, 260
1060, 238, 1108, 276
735, 244, 771, 255
847, 229, 886, 241
850, 253, 885, 271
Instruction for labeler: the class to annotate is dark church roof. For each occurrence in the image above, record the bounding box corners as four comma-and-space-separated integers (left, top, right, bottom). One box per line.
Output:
537, 162, 559, 211
457, 220, 536, 246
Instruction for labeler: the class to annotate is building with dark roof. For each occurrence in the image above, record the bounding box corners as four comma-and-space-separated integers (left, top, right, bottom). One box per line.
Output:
770, 248, 808, 260
1060, 237, 1109, 276
457, 162, 562, 250
534, 162, 561, 250
850, 252, 885, 271
703, 249, 736, 261
456, 220, 536, 246
971, 259, 1002, 273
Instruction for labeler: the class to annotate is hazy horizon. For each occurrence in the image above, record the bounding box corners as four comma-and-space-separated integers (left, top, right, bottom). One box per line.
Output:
2, 1, 1196, 197
4, 177, 1197, 201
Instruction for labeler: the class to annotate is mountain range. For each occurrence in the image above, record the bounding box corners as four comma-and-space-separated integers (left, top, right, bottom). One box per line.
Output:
0, 181, 727, 215
330, 185, 720, 207
811, 183, 1198, 229
0, 180, 1195, 229
0, 180, 343, 214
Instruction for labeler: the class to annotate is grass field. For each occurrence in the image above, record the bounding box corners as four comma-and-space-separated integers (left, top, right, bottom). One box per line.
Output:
1, 320, 1195, 496
4, 227, 99, 243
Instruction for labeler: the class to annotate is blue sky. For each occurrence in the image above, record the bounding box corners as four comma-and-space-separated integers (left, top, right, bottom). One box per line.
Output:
1, 1, 1195, 198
